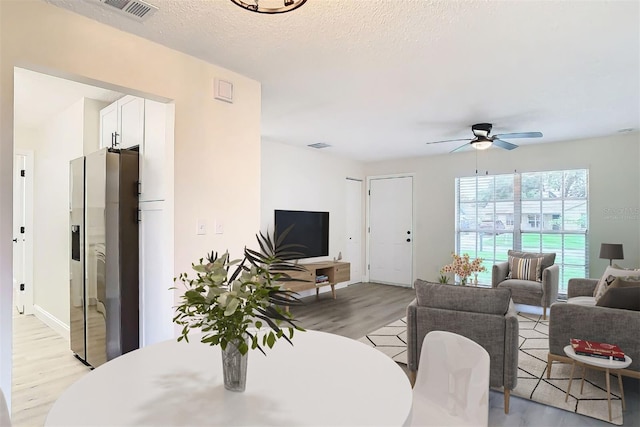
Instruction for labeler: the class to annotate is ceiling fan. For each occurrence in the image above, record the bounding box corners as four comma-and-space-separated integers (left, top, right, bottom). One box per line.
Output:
426, 123, 543, 153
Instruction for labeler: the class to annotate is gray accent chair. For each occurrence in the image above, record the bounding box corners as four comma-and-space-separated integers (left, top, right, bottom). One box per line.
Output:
547, 278, 640, 379
492, 250, 559, 320
407, 280, 519, 414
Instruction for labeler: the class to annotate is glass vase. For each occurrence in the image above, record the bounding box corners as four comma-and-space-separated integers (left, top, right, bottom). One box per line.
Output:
221, 341, 248, 392
460, 276, 467, 286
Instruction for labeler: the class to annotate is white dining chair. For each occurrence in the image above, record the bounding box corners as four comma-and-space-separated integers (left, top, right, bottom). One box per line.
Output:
0, 387, 11, 427
408, 330, 490, 427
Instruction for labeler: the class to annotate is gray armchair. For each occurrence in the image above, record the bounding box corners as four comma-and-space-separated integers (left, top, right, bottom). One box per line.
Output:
492, 250, 559, 320
407, 280, 519, 414
547, 278, 640, 378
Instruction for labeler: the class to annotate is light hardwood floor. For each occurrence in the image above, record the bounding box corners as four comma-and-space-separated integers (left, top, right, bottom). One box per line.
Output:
12, 311, 91, 427
11, 282, 640, 427
289, 281, 416, 339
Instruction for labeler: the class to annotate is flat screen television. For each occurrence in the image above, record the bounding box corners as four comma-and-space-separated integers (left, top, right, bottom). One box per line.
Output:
274, 210, 329, 260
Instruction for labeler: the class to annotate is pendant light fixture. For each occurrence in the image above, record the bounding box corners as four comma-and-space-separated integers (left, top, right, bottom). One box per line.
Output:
230, 0, 307, 14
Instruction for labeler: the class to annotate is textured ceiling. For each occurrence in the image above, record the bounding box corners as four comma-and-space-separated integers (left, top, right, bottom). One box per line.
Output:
44, 0, 639, 162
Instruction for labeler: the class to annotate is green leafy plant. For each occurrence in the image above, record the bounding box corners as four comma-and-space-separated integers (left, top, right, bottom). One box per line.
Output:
438, 274, 450, 284
173, 228, 306, 355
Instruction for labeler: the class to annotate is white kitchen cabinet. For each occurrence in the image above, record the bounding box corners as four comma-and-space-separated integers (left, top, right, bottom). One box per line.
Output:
138, 200, 173, 346
99, 95, 144, 150
139, 99, 169, 202
99, 102, 118, 149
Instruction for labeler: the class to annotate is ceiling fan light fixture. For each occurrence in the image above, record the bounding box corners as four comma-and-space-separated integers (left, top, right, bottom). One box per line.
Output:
230, 0, 307, 14
471, 140, 492, 150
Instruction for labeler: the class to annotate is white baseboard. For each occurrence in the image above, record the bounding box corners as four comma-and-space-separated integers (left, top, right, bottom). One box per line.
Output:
34, 304, 70, 341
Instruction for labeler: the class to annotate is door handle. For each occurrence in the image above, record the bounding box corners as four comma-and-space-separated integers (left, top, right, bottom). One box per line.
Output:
12, 238, 18, 242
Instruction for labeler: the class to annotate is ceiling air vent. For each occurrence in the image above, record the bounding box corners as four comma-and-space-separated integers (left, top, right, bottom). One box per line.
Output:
92, 0, 158, 22
308, 143, 331, 149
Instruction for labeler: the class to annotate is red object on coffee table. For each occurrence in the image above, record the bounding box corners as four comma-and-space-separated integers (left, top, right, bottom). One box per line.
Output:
570, 338, 625, 361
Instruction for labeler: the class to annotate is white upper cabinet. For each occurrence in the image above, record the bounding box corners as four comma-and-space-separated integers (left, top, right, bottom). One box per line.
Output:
99, 102, 118, 149
100, 95, 144, 150
119, 96, 145, 149
139, 99, 168, 202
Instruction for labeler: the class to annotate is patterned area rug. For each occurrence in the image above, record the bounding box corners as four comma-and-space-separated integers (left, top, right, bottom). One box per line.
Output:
358, 312, 625, 425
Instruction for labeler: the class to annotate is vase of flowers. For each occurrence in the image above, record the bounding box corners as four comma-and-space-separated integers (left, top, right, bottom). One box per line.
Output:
440, 253, 486, 286
173, 228, 306, 392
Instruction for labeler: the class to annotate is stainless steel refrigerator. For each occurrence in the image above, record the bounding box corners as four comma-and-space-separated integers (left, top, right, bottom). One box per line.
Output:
70, 148, 139, 368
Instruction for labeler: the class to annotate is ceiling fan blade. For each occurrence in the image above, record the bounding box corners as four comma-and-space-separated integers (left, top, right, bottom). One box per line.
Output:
450, 142, 471, 153
492, 138, 518, 150
493, 132, 543, 139
425, 138, 472, 145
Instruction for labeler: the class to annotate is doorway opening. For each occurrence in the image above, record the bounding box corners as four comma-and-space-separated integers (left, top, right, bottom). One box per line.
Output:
10, 66, 175, 424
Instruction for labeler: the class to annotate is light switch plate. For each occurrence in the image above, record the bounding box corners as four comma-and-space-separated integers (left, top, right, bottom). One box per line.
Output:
215, 220, 224, 234
197, 219, 207, 235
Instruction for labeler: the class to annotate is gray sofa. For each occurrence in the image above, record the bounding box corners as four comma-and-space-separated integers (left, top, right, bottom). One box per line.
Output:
492, 250, 560, 320
407, 280, 519, 414
547, 278, 640, 379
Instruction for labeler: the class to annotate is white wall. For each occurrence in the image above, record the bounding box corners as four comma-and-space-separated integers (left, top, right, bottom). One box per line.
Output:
261, 140, 365, 296
1, 0, 261, 402
364, 132, 640, 282
15, 98, 87, 330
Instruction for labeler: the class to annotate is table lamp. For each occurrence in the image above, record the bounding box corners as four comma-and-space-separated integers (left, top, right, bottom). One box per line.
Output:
599, 243, 624, 266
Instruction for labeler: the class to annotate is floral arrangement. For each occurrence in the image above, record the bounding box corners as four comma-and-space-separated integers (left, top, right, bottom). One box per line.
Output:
440, 252, 486, 284
173, 229, 306, 355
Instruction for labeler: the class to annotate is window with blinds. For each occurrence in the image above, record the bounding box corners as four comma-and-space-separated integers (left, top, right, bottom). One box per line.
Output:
455, 169, 588, 294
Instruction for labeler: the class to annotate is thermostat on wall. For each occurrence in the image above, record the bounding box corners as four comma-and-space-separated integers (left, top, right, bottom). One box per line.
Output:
214, 78, 233, 103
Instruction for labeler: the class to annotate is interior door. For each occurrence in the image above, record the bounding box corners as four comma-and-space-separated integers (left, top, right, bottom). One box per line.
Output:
13, 154, 27, 313
368, 176, 413, 287
345, 178, 362, 283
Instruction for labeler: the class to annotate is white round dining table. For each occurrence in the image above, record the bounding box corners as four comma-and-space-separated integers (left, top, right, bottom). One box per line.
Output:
45, 330, 412, 426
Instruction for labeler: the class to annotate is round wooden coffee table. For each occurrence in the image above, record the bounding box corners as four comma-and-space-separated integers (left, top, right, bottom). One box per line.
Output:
563, 345, 632, 422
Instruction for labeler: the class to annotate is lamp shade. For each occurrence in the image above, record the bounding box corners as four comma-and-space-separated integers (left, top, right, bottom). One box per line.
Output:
599, 243, 624, 262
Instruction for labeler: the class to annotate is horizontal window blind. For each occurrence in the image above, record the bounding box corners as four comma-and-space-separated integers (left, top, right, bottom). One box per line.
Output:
455, 169, 588, 294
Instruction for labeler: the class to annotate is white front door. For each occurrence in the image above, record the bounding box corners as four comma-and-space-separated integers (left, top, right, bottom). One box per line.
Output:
368, 176, 413, 287
345, 178, 362, 283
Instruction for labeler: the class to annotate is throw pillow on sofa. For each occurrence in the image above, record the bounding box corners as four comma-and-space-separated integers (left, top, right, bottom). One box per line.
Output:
508, 255, 544, 281
609, 276, 640, 288
595, 285, 640, 311
593, 265, 640, 301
